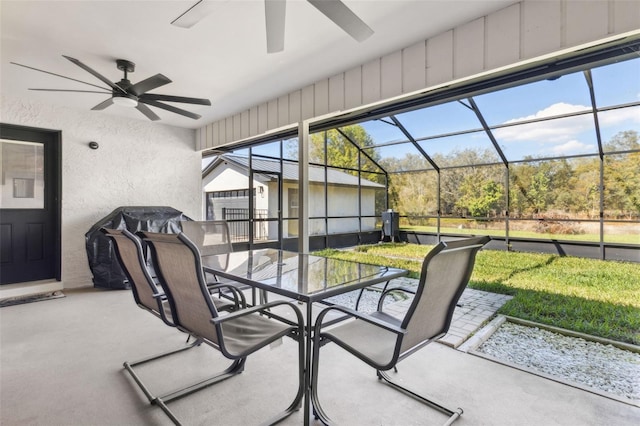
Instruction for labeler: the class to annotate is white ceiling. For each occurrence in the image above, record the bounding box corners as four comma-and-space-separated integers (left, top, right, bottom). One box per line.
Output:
1, 0, 514, 129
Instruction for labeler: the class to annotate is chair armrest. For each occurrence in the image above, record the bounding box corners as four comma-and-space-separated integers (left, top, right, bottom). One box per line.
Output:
210, 300, 303, 326
149, 293, 176, 327
315, 305, 407, 335
377, 286, 416, 311
206, 282, 247, 308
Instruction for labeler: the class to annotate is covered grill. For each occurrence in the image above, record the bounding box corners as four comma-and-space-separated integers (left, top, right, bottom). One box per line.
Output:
85, 206, 191, 289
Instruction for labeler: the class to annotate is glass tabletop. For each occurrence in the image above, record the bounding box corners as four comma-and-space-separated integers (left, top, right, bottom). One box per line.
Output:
201, 248, 407, 302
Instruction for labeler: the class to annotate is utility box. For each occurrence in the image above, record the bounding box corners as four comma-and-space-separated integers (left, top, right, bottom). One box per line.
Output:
380, 210, 400, 243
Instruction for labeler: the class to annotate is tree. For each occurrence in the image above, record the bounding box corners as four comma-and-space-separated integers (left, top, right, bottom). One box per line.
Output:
432, 149, 500, 216
603, 130, 640, 218
511, 159, 577, 217
571, 159, 600, 218
604, 130, 639, 152
388, 170, 438, 218
457, 178, 504, 218
292, 125, 640, 226
309, 125, 379, 170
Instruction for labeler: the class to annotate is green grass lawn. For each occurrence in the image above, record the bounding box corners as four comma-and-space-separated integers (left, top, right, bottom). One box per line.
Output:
314, 243, 640, 345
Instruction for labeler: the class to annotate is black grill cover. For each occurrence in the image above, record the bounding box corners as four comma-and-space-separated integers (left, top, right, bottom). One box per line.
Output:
85, 206, 192, 289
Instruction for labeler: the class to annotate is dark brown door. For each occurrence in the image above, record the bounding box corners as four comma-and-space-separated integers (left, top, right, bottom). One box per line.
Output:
1, 124, 61, 285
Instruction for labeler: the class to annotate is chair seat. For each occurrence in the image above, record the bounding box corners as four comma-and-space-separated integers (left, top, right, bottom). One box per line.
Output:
219, 313, 294, 357
323, 311, 401, 368
211, 295, 237, 311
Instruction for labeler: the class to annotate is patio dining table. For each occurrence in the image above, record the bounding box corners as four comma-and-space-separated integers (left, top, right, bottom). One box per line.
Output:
201, 248, 408, 425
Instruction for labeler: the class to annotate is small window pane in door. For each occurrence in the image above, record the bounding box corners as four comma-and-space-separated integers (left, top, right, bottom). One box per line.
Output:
1, 140, 44, 209
14, 178, 35, 198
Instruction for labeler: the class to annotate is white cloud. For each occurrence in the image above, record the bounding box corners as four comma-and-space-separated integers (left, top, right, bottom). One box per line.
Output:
549, 139, 592, 155
494, 103, 594, 143
597, 106, 640, 127
491, 102, 638, 158
503, 102, 590, 124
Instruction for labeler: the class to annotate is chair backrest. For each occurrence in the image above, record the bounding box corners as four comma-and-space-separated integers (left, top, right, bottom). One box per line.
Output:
140, 231, 221, 345
101, 228, 168, 322
399, 236, 490, 356
180, 220, 232, 256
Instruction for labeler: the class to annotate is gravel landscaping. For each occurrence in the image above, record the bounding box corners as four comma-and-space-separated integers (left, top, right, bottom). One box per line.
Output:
324, 276, 423, 313
476, 321, 640, 402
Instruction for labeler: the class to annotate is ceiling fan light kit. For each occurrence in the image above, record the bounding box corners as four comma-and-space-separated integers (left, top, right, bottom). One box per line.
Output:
11, 55, 211, 121
112, 94, 138, 108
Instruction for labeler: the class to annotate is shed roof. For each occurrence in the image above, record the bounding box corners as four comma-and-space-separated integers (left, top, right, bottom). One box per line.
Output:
205, 154, 385, 188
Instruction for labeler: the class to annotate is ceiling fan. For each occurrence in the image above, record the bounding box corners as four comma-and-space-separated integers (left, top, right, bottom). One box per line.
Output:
172, 0, 374, 54
10, 55, 211, 121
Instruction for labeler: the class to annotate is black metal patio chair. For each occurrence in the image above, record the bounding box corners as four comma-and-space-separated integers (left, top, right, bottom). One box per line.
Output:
141, 230, 305, 425
179, 220, 230, 252
181, 219, 268, 305
311, 235, 491, 426
101, 228, 247, 425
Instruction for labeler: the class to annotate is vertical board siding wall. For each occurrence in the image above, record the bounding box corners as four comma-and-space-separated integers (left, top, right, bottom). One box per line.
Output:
195, 0, 640, 151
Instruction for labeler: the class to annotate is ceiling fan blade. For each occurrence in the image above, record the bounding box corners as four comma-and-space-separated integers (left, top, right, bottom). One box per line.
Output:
140, 93, 211, 105
91, 98, 114, 111
307, 0, 374, 42
11, 62, 111, 91
265, 0, 286, 54
171, 0, 223, 28
29, 88, 111, 94
62, 55, 126, 94
140, 99, 201, 120
129, 74, 172, 96
136, 103, 161, 121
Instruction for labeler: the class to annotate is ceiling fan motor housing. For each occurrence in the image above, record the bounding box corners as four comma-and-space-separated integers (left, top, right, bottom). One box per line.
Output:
116, 59, 135, 73
116, 78, 133, 92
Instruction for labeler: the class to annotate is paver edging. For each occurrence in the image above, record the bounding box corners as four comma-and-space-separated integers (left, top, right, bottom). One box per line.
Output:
459, 315, 640, 408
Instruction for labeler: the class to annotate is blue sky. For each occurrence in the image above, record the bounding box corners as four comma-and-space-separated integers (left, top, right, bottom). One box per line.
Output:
357, 57, 640, 163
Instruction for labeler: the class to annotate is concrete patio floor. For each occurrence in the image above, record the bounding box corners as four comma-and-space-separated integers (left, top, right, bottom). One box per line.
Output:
1, 285, 638, 425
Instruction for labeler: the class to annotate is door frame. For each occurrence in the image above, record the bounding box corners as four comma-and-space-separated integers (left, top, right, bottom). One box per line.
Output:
0, 123, 62, 283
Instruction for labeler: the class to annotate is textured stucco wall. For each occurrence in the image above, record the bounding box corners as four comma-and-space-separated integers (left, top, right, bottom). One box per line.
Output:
1, 95, 201, 288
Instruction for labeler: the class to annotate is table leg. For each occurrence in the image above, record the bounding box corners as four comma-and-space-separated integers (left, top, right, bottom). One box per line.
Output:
303, 301, 313, 425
